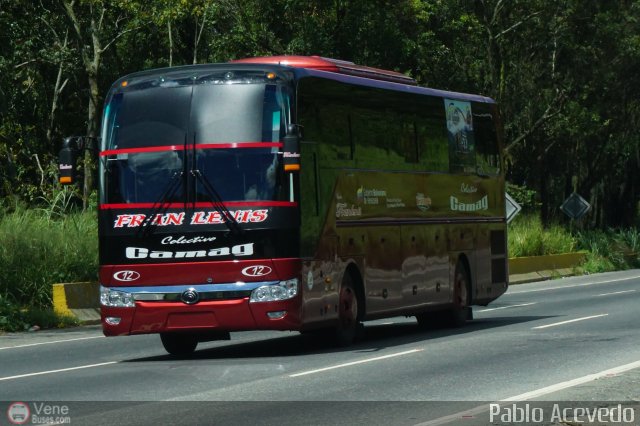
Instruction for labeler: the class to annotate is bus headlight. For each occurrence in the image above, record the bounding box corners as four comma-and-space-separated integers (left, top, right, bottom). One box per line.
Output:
249, 279, 298, 303
100, 285, 135, 308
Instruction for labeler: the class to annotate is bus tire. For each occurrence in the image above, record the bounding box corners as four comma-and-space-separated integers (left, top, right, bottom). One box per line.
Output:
335, 273, 361, 346
448, 260, 471, 327
160, 332, 198, 357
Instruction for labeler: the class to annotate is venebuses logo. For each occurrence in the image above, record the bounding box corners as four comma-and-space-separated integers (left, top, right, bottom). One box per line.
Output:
7, 402, 30, 424
7, 402, 71, 425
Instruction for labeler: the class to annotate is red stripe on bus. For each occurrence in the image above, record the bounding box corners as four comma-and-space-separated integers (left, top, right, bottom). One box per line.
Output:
100, 201, 297, 210
194, 142, 282, 149
100, 142, 283, 156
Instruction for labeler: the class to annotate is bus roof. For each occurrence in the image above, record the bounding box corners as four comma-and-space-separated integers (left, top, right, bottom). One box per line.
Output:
108, 56, 495, 105
231, 55, 418, 86
231, 55, 495, 105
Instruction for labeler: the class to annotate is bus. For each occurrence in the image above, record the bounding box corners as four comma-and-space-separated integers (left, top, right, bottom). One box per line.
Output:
58, 56, 508, 356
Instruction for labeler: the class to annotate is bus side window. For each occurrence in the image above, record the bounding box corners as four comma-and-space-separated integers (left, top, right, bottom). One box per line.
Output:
299, 145, 320, 257
416, 117, 449, 173
351, 106, 406, 169
401, 120, 418, 164
322, 102, 351, 161
387, 92, 418, 165
299, 78, 353, 162
473, 109, 500, 175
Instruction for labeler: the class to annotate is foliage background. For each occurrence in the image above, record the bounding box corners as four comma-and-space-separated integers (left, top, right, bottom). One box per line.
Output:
0, 0, 639, 329
1, 0, 639, 227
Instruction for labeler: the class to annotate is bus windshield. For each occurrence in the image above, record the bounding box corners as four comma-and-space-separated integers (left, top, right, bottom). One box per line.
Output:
100, 79, 290, 204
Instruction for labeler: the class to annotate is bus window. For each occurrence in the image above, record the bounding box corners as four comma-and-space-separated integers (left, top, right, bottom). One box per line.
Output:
445, 98, 476, 173
103, 86, 191, 150
298, 78, 352, 162
317, 101, 352, 161
416, 100, 449, 173
401, 121, 418, 164
473, 105, 501, 175
351, 106, 407, 169
262, 84, 290, 142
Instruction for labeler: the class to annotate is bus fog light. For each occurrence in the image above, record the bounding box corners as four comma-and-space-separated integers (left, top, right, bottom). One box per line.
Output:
105, 317, 122, 325
267, 311, 287, 319
100, 285, 135, 308
250, 279, 298, 302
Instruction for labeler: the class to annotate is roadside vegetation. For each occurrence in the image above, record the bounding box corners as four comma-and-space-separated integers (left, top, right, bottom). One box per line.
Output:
0, 192, 95, 332
507, 182, 640, 272
508, 213, 640, 273
574, 228, 640, 273
508, 214, 576, 257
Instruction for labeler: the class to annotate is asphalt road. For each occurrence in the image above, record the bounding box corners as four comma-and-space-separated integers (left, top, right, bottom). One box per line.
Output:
1, 270, 639, 425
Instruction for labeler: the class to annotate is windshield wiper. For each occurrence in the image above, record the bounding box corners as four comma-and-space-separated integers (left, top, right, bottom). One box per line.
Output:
191, 169, 244, 236
137, 170, 184, 238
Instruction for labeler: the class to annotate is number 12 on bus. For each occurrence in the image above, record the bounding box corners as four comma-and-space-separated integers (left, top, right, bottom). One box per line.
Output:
58, 55, 508, 356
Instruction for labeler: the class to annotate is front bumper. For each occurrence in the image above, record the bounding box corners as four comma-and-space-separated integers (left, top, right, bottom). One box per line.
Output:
101, 281, 302, 336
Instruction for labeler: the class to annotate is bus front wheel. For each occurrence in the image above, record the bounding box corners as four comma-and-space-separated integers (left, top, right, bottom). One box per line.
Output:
160, 332, 198, 357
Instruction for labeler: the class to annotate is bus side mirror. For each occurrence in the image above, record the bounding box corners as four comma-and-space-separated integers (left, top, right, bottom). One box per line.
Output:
283, 125, 300, 172
58, 137, 81, 185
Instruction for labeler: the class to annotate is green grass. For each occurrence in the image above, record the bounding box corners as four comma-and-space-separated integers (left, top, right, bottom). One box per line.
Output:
0, 294, 79, 332
0, 204, 97, 331
509, 213, 640, 273
508, 214, 576, 257
0, 206, 98, 309
574, 228, 640, 273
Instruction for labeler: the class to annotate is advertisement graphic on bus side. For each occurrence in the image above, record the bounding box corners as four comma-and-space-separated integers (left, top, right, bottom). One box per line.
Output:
333, 172, 502, 221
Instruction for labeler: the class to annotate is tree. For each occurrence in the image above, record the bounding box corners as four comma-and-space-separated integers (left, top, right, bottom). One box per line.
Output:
62, 0, 137, 208
0, 0, 637, 227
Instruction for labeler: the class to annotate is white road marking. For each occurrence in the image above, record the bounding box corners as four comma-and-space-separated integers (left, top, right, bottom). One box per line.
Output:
596, 289, 637, 297
289, 349, 422, 377
478, 302, 537, 312
509, 275, 640, 294
0, 362, 117, 382
415, 359, 640, 426
532, 314, 608, 330
0, 335, 104, 350
502, 359, 640, 400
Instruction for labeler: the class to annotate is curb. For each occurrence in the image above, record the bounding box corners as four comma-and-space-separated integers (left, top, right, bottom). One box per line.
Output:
509, 252, 587, 284
52, 252, 588, 323
52, 282, 101, 324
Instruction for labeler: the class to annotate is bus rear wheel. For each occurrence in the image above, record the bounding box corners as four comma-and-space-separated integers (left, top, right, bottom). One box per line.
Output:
335, 274, 361, 346
160, 332, 198, 357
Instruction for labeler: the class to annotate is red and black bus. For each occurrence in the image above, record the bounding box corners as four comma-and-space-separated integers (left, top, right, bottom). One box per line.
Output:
59, 56, 508, 356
